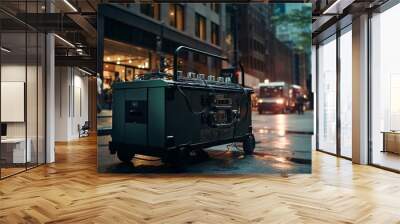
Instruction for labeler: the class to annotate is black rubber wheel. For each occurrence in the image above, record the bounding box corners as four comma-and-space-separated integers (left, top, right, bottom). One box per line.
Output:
175, 148, 190, 167
243, 134, 256, 155
163, 147, 190, 168
196, 149, 209, 161
117, 150, 134, 163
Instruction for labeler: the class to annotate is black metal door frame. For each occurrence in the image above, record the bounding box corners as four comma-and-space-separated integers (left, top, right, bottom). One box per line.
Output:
315, 23, 353, 161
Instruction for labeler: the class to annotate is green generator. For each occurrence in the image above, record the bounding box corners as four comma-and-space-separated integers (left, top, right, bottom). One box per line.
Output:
109, 46, 255, 166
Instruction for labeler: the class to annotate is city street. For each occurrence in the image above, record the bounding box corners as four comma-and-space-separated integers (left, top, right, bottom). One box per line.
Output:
98, 111, 313, 174
93, 3, 313, 176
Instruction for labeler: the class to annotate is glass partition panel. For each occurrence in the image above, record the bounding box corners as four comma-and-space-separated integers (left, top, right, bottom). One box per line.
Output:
27, 31, 38, 169
1, 31, 27, 177
339, 28, 352, 158
0, 0, 46, 179
317, 36, 337, 154
371, 4, 400, 171
37, 31, 45, 165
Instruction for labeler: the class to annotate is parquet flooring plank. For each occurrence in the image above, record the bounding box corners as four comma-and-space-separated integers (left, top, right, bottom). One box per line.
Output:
1, 136, 400, 223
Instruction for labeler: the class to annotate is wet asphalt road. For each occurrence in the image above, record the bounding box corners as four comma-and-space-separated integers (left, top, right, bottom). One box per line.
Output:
97, 111, 313, 174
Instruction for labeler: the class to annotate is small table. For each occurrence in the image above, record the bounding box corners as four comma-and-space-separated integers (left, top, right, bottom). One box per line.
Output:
382, 131, 400, 154
1, 138, 31, 164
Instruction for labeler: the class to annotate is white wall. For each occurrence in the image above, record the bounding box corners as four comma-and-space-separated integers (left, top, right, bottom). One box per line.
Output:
55, 67, 89, 141
1, 65, 35, 138
55, 66, 69, 141
352, 14, 369, 164
46, 33, 55, 163
71, 73, 89, 138
1, 65, 26, 143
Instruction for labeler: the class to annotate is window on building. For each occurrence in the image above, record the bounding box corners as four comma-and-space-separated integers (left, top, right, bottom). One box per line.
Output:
195, 13, 206, 41
211, 22, 220, 45
210, 3, 220, 14
140, 3, 160, 20
169, 4, 185, 31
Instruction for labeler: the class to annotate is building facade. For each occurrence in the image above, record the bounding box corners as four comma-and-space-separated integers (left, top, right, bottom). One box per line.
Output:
236, 4, 271, 81
272, 3, 311, 91
224, 4, 297, 88
105, 3, 225, 77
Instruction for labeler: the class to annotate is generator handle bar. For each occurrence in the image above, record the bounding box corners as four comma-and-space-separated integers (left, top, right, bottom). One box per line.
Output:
173, 46, 245, 87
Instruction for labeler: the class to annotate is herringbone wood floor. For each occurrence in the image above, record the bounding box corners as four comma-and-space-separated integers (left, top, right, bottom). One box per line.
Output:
1, 136, 400, 224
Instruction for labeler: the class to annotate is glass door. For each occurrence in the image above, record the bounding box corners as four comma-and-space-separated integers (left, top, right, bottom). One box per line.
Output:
370, 4, 400, 171
317, 35, 337, 154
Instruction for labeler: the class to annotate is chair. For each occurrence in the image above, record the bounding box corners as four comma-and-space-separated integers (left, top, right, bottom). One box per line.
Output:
78, 121, 90, 138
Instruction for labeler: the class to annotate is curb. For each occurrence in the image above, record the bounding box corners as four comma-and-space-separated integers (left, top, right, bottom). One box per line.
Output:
255, 128, 313, 135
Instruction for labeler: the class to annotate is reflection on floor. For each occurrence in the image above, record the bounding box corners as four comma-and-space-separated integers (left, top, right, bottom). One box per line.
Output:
97, 109, 112, 130
98, 133, 312, 175
97, 111, 313, 174
373, 151, 400, 171
0, 162, 41, 179
0, 167, 25, 178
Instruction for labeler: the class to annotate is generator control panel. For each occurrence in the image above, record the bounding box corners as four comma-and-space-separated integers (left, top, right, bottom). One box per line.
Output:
125, 100, 147, 124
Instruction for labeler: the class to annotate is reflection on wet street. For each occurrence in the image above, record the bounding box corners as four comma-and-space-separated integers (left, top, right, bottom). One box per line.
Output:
98, 111, 313, 174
